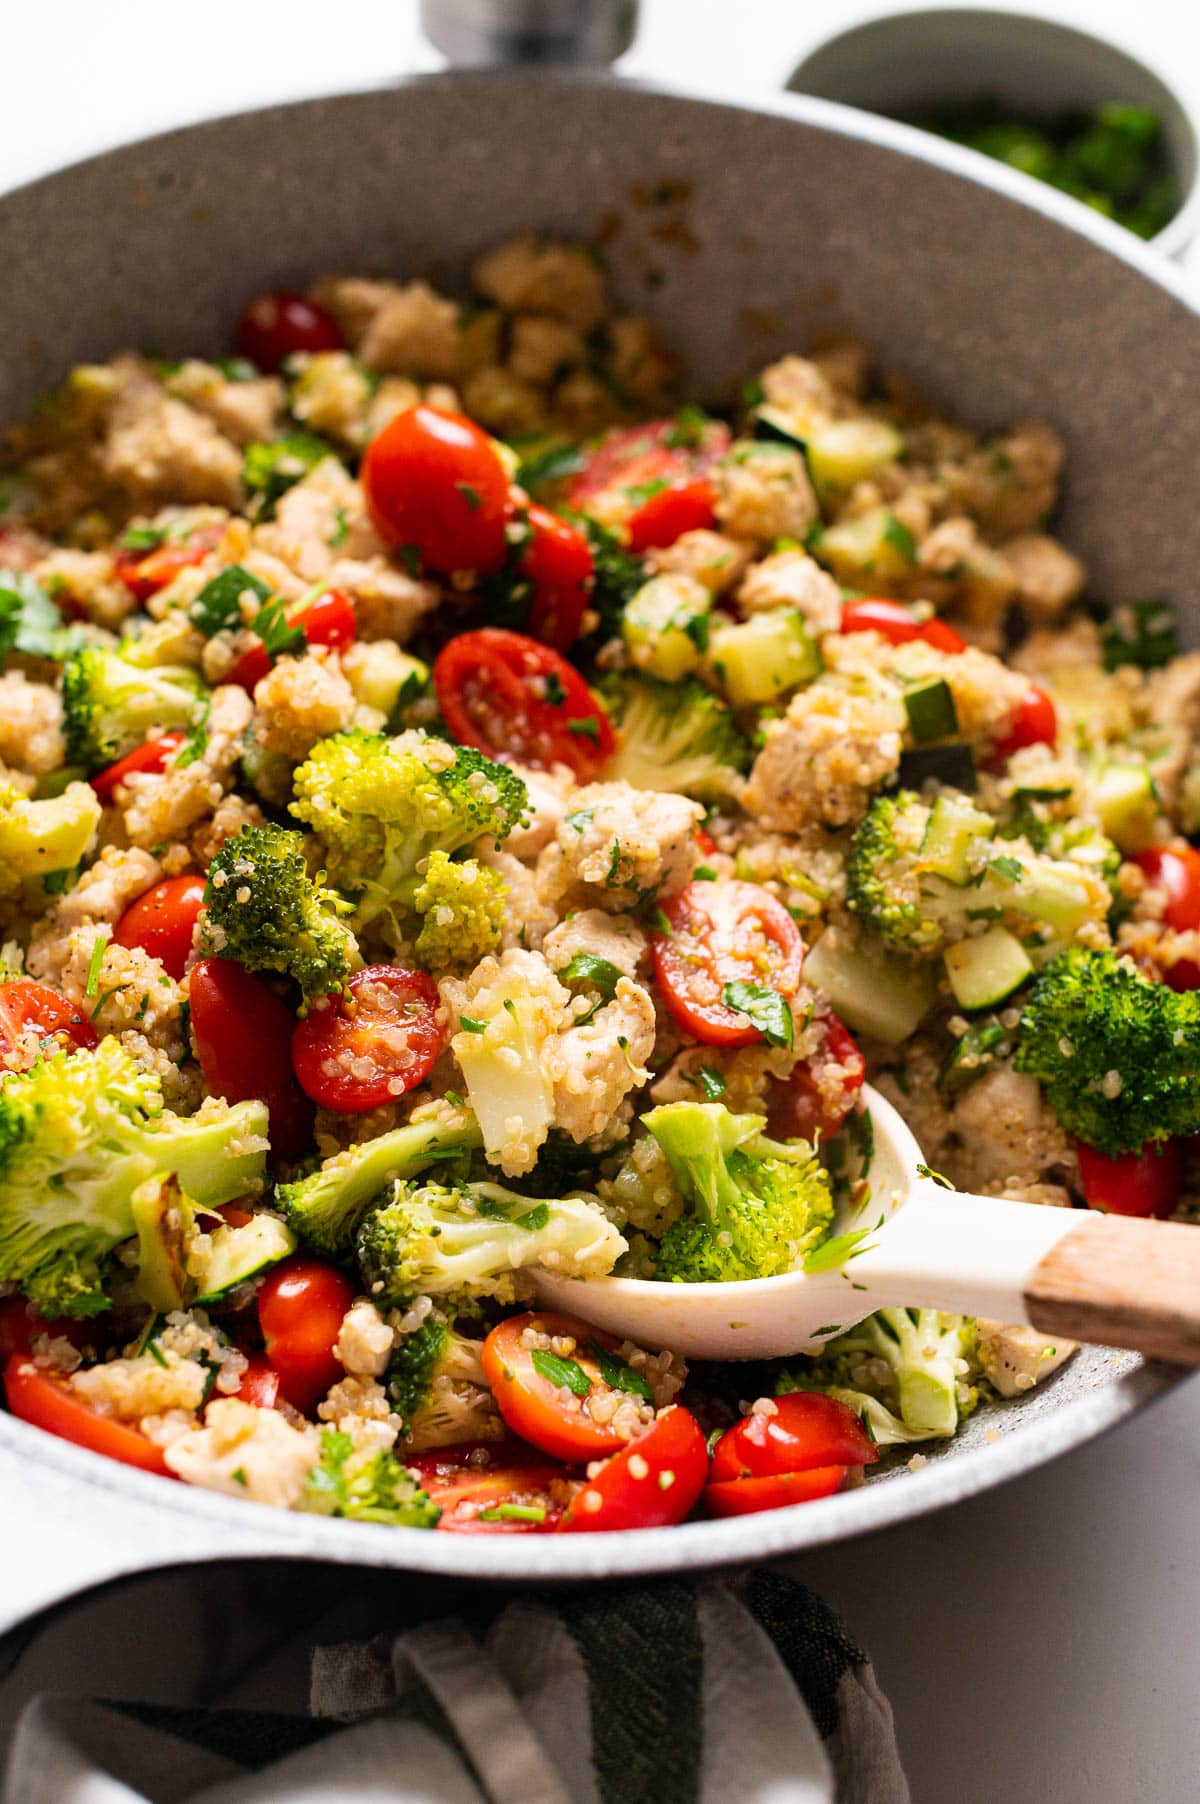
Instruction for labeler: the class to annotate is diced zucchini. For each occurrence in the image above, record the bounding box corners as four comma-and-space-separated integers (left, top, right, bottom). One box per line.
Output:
131, 1176, 189, 1312
344, 644, 429, 722
917, 794, 994, 884
816, 507, 917, 586
898, 743, 978, 792
1092, 761, 1160, 853
944, 927, 1033, 1011
805, 418, 904, 500
706, 609, 821, 706
937, 1016, 1010, 1094
805, 934, 937, 1044
752, 406, 810, 452
903, 677, 959, 745
192, 1213, 297, 1305
623, 575, 712, 682
1017, 863, 1105, 937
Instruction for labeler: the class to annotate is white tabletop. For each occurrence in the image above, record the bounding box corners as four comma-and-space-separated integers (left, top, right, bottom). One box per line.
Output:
3, 5, 1200, 1799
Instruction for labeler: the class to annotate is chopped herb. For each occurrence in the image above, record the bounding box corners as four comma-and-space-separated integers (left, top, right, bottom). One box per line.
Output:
647, 908, 672, 935
693, 864, 718, 881
882, 515, 918, 563
516, 1203, 550, 1232
83, 932, 110, 1000
515, 441, 585, 493
531, 1348, 591, 1396
117, 524, 166, 553
916, 1163, 956, 1190
721, 980, 793, 1050
544, 671, 567, 707
478, 1502, 547, 1523
252, 595, 307, 661
145, 1337, 168, 1369
242, 432, 333, 518
664, 406, 711, 448
812, 1325, 843, 1339
563, 808, 593, 835
42, 866, 80, 898
329, 505, 350, 550
990, 853, 1025, 881
846, 1105, 875, 1170
695, 1065, 726, 1102
399, 544, 422, 579
459, 1016, 487, 1034
557, 952, 622, 1000
605, 840, 624, 885
589, 1337, 654, 1402
89, 983, 129, 1022
189, 563, 272, 636
803, 1227, 876, 1273
215, 357, 258, 382
741, 377, 766, 409
567, 716, 601, 742
455, 481, 483, 512
231, 1466, 248, 1487
0, 568, 71, 661
622, 478, 671, 506
1101, 598, 1179, 672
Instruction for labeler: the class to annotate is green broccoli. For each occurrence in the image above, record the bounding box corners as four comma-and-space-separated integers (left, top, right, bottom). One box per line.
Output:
301, 1427, 440, 1527
1015, 947, 1200, 1155
356, 1177, 627, 1310
846, 789, 1110, 954
411, 849, 506, 970
643, 1101, 834, 1284
385, 1316, 503, 1450
290, 729, 527, 942
0, 1039, 270, 1317
61, 645, 207, 771
275, 1103, 484, 1257
781, 1310, 980, 1442
242, 432, 336, 519
598, 672, 750, 801
0, 780, 100, 897
200, 823, 360, 1000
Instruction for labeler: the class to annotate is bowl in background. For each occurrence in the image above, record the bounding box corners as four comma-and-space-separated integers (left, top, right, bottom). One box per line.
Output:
790, 8, 1200, 259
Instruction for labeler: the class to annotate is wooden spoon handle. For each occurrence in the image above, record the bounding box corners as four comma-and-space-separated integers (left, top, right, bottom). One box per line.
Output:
1025, 1213, 1200, 1364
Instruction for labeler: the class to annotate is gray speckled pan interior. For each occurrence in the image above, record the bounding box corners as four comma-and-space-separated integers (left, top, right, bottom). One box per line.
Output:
0, 70, 1195, 1606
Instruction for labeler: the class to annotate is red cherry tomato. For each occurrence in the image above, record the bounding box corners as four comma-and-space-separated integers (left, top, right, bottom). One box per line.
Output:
650, 879, 805, 1047
113, 524, 223, 602
705, 1466, 849, 1517
4, 1354, 173, 1477
0, 980, 97, 1061
482, 1311, 654, 1463
0, 1299, 92, 1363
1075, 1138, 1183, 1219
237, 291, 345, 372
90, 731, 188, 804
991, 684, 1058, 762
188, 957, 314, 1162
235, 1353, 281, 1410
558, 1405, 709, 1533
406, 1440, 565, 1533
257, 1256, 356, 1415
766, 1015, 865, 1142
840, 598, 967, 655
695, 829, 718, 859
521, 505, 594, 652
113, 875, 207, 981
291, 965, 443, 1115
569, 418, 730, 517
433, 627, 615, 780
627, 478, 718, 552
1131, 847, 1200, 990
225, 586, 357, 692
362, 404, 510, 575
709, 1392, 877, 1484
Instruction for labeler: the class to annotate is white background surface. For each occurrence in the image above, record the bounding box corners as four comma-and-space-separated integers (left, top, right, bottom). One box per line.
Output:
3, 4, 1200, 1800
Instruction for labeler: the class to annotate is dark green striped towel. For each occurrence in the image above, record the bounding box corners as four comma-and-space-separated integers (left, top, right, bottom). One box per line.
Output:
3, 1573, 907, 1802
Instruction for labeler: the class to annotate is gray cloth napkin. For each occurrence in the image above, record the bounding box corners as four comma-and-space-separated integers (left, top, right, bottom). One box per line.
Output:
2, 1572, 908, 1803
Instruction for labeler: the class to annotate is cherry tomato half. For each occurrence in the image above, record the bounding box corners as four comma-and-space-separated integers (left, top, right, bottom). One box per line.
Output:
705, 1466, 849, 1517
840, 598, 967, 655
569, 417, 730, 523
362, 404, 510, 575
766, 1015, 865, 1142
188, 956, 314, 1162
433, 627, 615, 780
990, 684, 1058, 763
0, 979, 97, 1063
4, 1354, 172, 1477
237, 291, 345, 372
257, 1257, 355, 1415
291, 965, 443, 1115
1075, 1137, 1183, 1219
90, 731, 188, 804
113, 523, 223, 602
226, 587, 357, 692
709, 1392, 877, 1484
650, 879, 806, 1047
1133, 846, 1200, 990
482, 1311, 655, 1463
627, 478, 718, 553
557, 1405, 709, 1533
235, 1353, 282, 1410
0, 1299, 92, 1363
521, 505, 594, 652
113, 875, 207, 981
406, 1440, 566, 1533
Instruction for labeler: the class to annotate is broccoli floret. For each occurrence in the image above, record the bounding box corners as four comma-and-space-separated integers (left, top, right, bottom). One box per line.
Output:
781, 1310, 980, 1442
61, 645, 207, 771
275, 1103, 484, 1257
644, 1101, 834, 1284
0, 1039, 270, 1317
201, 823, 359, 1000
301, 1427, 440, 1527
0, 780, 100, 897
290, 729, 527, 942
411, 849, 506, 971
846, 789, 1110, 954
599, 672, 750, 801
1015, 947, 1200, 1154
385, 1316, 502, 1450
242, 432, 336, 519
356, 1178, 627, 1311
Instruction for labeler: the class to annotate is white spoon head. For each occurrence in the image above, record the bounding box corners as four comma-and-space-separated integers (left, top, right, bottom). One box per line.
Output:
534, 1085, 925, 1359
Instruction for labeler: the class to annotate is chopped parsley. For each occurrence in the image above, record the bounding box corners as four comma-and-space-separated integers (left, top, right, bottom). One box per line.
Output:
531, 1349, 591, 1396
83, 931, 110, 1000
721, 980, 793, 1050
695, 1065, 727, 1101
455, 481, 483, 512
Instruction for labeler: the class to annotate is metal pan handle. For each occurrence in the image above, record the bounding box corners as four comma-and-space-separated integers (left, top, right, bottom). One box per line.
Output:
419, 0, 637, 67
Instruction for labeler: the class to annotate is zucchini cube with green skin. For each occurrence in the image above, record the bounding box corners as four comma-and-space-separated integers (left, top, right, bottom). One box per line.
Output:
1092, 761, 1160, 854
917, 794, 994, 884
622, 574, 712, 682
903, 677, 959, 746
943, 926, 1033, 1012
817, 507, 917, 587
804, 933, 937, 1044
705, 610, 822, 707
805, 419, 904, 502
